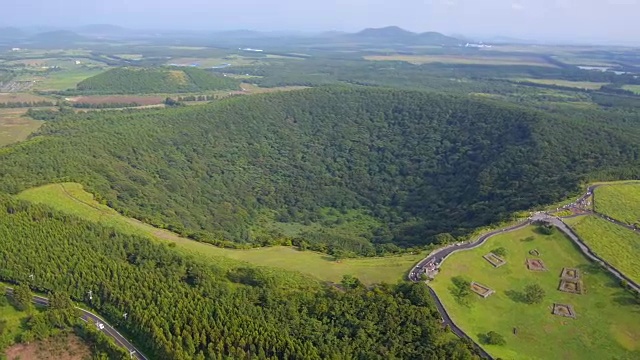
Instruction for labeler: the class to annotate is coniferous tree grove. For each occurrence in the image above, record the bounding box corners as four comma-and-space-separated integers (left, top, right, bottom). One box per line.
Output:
0, 196, 477, 359
75, 67, 240, 94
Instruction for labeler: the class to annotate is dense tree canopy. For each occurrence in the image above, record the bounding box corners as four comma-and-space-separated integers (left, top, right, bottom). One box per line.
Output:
2, 86, 640, 254
0, 196, 477, 359
75, 67, 240, 94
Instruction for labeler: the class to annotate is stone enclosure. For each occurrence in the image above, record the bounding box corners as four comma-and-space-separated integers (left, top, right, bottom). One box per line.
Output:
558, 268, 584, 294
526, 258, 548, 271
470, 281, 495, 298
552, 303, 576, 318
483, 252, 507, 268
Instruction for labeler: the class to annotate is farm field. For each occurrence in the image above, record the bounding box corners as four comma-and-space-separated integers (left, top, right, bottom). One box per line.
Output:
364, 54, 555, 67
17, 183, 424, 285
430, 225, 640, 360
514, 78, 607, 89
594, 183, 640, 225
167, 55, 261, 67
21, 68, 105, 91
0, 108, 44, 147
64, 95, 165, 106
238, 83, 309, 94
0, 92, 54, 103
565, 215, 640, 284
622, 85, 640, 95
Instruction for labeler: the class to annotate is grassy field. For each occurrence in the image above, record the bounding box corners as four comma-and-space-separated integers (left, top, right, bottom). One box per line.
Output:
0, 93, 55, 103
17, 183, 425, 285
515, 78, 607, 90
0, 301, 30, 350
565, 215, 640, 284
622, 85, 640, 95
430, 225, 640, 360
0, 108, 44, 147
594, 183, 640, 225
166, 55, 261, 67
364, 54, 555, 67
65, 95, 165, 106
239, 83, 309, 94
16, 68, 105, 91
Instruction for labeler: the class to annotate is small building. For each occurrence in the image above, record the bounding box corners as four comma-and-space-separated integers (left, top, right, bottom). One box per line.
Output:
11, 47, 21, 51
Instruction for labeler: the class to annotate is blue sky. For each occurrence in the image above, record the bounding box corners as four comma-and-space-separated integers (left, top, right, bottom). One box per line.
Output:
5, 0, 639, 43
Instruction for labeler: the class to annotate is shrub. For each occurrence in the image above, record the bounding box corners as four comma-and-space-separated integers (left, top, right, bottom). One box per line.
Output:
483, 331, 506, 346
523, 283, 545, 304
492, 247, 507, 257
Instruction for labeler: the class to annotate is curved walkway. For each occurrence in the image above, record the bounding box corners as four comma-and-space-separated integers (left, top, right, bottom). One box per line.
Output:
408, 184, 640, 359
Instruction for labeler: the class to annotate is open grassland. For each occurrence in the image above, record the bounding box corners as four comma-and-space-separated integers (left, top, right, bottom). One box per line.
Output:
35, 68, 105, 91
0, 93, 54, 103
515, 78, 607, 90
430, 225, 640, 360
167, 55, 261, 67
565, 215, 640, 284
364, 54, 555, 67
17, 183, 424, 285
0, 108, 44, 147
64, 95, 165, 106
622, 85, 640, 95
238, 83, 309, 94
114, 54, 144, 60
595, 183, 640, 225
21, 68, 105, 91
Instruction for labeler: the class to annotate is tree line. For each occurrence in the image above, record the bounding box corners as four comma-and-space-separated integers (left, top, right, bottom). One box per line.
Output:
74, 67, 240, 94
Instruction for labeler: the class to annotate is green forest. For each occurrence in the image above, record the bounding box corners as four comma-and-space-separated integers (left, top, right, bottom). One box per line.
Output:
2, 87, 640, 255
74, 67, 240, 94
0, 196, 477, 359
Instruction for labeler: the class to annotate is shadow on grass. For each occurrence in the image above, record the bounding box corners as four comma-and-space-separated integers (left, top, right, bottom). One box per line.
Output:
612, 291, 640, 311
504, 289, 527, 303
519, 236, 535, 242
477, 333, 489, 344
576, 263, 622, 288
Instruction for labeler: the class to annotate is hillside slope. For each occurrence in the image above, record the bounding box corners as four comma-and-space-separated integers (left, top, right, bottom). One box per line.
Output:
0, 194, 477, 359
76, 67, 240, 94
1, 87, 640, 254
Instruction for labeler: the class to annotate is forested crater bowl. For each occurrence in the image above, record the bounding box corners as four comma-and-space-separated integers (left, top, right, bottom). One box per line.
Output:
2, 86, 640, 256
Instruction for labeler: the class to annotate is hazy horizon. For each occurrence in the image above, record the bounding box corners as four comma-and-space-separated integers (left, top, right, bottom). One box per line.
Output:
4, 0, 640, 45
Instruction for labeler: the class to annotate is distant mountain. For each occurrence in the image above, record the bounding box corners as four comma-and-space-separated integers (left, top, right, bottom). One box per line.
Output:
76, 24, 128, 36
353, 26, 417, 40
212, 29, 266, 39
30, 30, 88, 44
348, 26, 461, 45
417, 31, 461, 46
0, 27, 26, 39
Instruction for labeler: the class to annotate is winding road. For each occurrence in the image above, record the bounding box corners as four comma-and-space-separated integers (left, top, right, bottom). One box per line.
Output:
408, 184, 640, 359
4, 288, 147, 360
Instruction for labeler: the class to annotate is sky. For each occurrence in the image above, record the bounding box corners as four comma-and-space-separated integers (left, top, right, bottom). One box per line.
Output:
5, 0, 640, 43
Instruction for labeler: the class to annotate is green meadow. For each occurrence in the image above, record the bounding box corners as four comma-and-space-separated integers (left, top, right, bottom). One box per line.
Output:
430, 225, 640, 360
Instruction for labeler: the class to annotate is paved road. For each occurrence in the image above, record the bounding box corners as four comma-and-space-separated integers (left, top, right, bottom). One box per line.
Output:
5, 288, 147, 360
408, 219, 532, 282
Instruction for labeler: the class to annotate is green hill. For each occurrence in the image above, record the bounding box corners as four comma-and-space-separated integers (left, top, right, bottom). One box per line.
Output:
2, 87, 640, 255
76, 67, 240, 94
